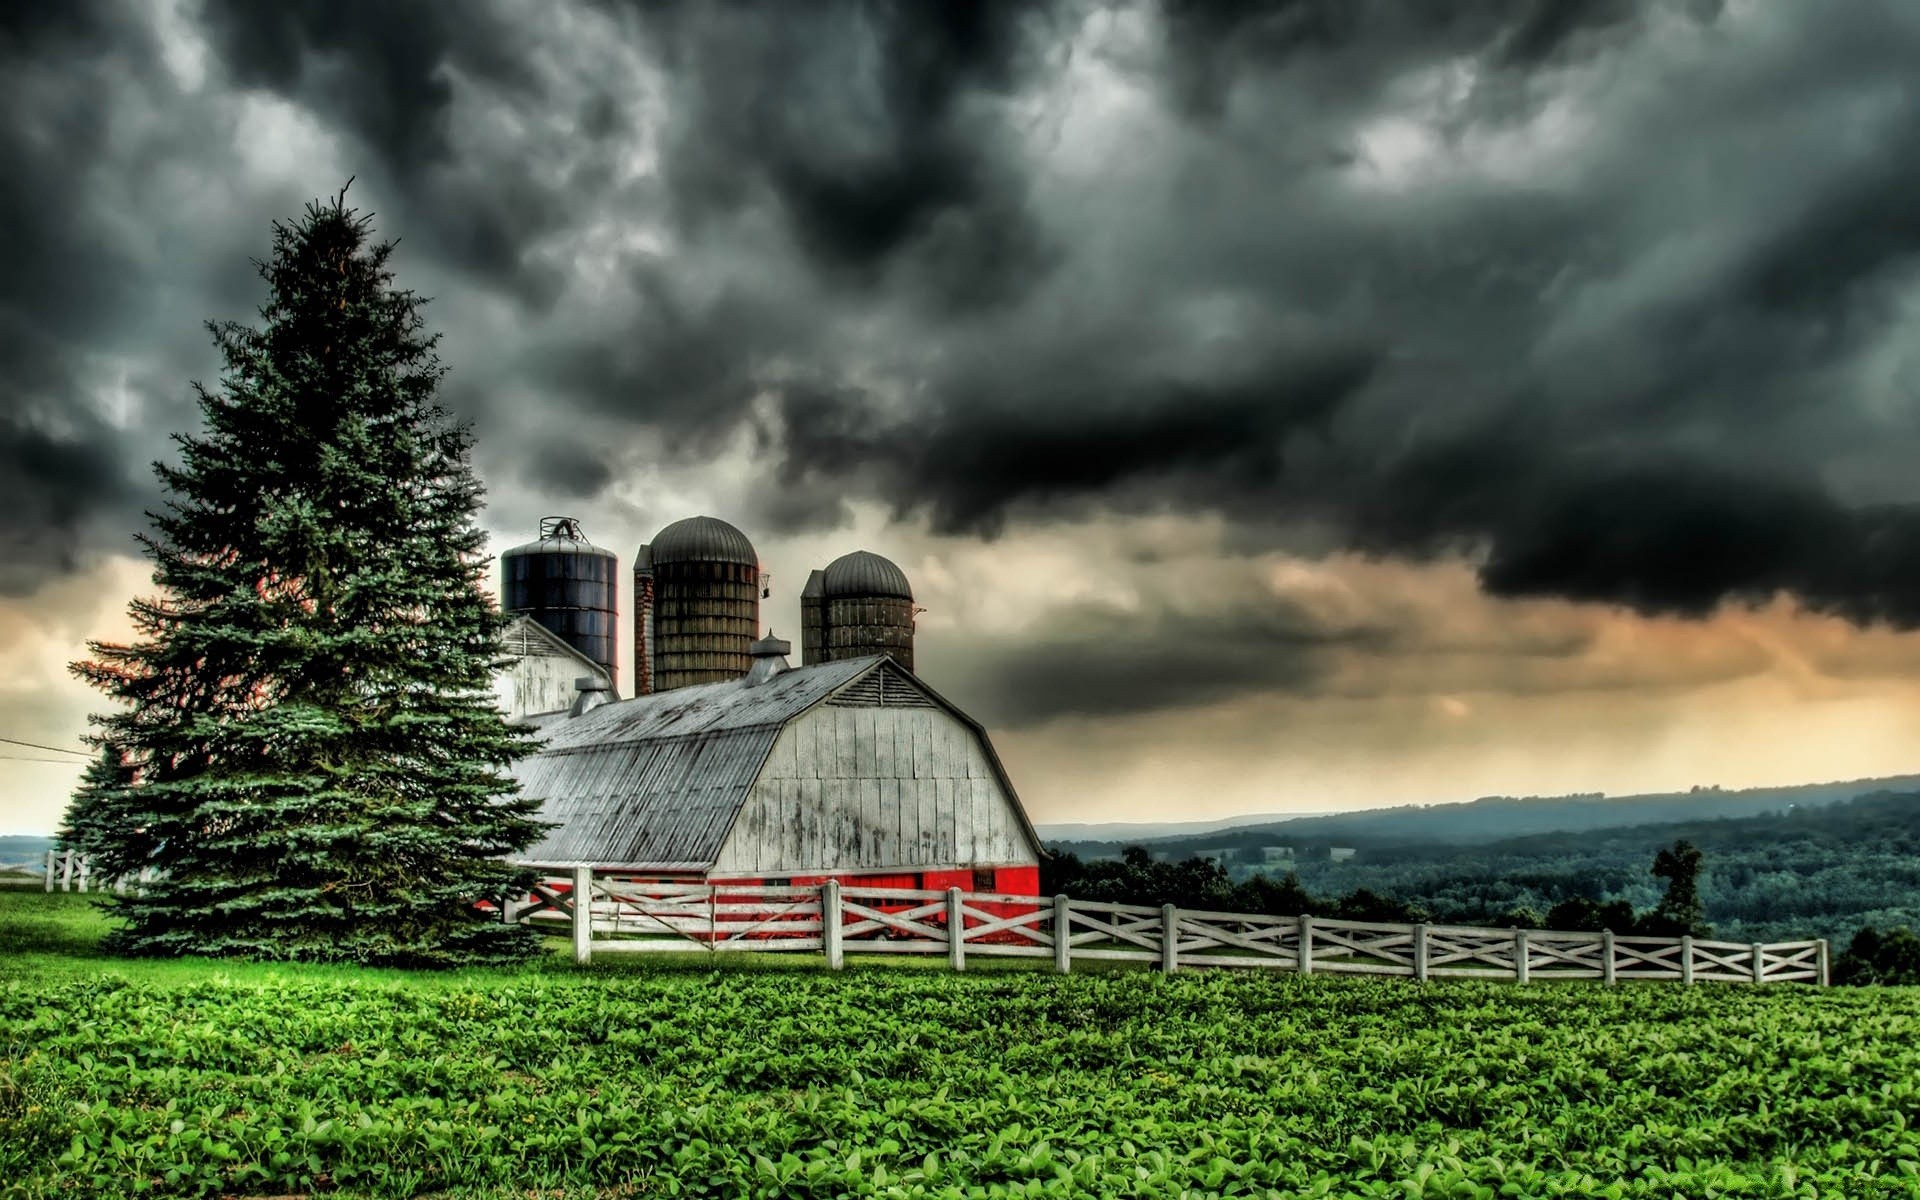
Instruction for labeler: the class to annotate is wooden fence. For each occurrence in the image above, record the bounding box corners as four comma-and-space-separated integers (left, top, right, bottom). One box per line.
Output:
511, 869, 1829, 986
40, 850, 155, 895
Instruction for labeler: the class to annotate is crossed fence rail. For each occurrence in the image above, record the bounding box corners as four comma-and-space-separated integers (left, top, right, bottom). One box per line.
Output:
40, 850, 156, 895
510, 868, 1830, 986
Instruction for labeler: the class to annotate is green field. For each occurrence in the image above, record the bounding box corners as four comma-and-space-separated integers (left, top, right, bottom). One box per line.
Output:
3, 891, 1918, 1199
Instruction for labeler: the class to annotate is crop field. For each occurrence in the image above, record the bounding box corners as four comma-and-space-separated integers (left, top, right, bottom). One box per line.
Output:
3, 891, 1919, 1199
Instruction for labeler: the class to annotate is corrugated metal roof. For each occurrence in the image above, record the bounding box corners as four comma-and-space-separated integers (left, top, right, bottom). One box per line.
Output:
646, 515, 758, 566
822, 549, 913, 600
510, 657, 881, 869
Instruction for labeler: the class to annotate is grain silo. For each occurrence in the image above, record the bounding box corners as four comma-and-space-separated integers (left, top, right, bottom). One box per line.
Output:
633, 515, 762, 693
500, 517, 619, 688
800, 549, 915, 672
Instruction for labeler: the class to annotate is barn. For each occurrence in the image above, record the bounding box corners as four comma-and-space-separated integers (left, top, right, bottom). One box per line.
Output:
494, 614, 615, 724
509, 636, 1044, 895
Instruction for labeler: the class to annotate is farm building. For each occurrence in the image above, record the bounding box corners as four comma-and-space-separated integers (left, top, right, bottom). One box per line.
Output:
509, 635, 1044, 895
494, 614, 615, 724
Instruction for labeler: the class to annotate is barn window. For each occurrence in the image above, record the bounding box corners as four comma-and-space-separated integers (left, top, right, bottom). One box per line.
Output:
764, 877, 791, 888
971, 868, 995, 893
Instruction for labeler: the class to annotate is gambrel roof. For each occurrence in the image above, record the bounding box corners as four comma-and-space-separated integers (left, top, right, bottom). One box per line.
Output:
510, 655, 1040, 871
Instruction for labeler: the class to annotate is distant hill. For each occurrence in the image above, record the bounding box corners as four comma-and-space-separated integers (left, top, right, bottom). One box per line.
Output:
1035, 812, 1334, 842
1049, 774, 1920, 859
0, 835, 56, 874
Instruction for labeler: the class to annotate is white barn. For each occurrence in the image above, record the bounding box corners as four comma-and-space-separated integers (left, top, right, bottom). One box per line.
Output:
509, 640, 1044, 895
495, 614, 616, 724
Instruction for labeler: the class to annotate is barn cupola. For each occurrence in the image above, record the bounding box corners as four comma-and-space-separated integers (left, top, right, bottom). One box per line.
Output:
743, 632, 792, 687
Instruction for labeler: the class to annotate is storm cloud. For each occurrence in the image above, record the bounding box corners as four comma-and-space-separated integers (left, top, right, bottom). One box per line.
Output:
5, 0, 1920, 738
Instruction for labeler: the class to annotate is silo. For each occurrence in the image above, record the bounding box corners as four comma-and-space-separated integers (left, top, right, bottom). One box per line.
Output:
819, 549, 915, 672
799, 569, 826, 666
634, 515, 762, 692
500, 517, 620, 688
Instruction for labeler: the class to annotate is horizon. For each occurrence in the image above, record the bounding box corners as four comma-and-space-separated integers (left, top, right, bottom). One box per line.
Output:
10, 764, 1919, 841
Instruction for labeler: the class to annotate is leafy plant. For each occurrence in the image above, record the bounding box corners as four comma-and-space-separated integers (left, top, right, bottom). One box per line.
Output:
3, 890, 1915, 1199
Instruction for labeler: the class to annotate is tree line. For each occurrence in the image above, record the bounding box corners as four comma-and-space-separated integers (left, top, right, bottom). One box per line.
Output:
1041, 839, 1713, 937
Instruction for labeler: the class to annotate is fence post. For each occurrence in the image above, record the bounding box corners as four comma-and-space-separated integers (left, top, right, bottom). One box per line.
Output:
1602, 930, 1616, 986
1053, 894, 1071, 974
1161, 904, 1179, 974
1412, 923, 1428, 983
824, 880, 844, 971
59, 850, 74, 893
1750, 943, 1764, 985
75, 856, 89, 893
1297, 915, 1314, 976
947, 887, 966, 972
1514, 930, 1530, 984
1680, 935, 1694, 986
43, 850, 54, 892
1816, 939, 1830, 987
571, 866, 593, 965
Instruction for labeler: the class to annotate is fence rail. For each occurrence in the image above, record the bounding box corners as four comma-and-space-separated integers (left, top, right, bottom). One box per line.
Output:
511, 868, 1829, 986
40, 850, 157, 895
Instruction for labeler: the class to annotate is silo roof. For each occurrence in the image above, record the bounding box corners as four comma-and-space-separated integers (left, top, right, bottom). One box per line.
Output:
503, 518, 617, 559
822, 549, 913, 600
647, 515, 758, 566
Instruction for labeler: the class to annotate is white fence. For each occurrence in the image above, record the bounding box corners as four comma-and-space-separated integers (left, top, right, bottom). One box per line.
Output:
40, 850, 154, 895
511, 869, 1829, 986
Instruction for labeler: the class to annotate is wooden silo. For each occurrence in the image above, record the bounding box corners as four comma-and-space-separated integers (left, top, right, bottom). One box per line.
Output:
806, 549, 916, 672
633, 515, 762, 693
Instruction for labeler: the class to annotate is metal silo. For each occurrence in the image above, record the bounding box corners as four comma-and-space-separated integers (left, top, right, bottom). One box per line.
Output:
819, 550, 915, 672
634, 515, 762, 693
500, 517, 620, 687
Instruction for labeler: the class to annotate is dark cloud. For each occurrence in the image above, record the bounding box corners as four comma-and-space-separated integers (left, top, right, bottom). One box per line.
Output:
0, 400, 133, 596
6, 0, 1920, 732
1350, 437, 1920, 625
199, 0, 529, 168
768, 337, 1378, 534
197, 0, 578, 298
931, 598, 1382, 725
635, 0, 1060, 306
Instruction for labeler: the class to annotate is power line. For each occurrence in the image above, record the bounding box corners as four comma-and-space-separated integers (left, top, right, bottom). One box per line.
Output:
0, 735, 91, 759
0, 753, 88, 764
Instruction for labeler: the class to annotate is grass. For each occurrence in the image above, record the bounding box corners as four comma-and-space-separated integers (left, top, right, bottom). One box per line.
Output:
4, 889, 1919, 1199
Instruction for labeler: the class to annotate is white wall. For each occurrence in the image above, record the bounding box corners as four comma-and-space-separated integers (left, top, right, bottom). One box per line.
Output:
710, 704, 1037, 876
495, 620, 611, 723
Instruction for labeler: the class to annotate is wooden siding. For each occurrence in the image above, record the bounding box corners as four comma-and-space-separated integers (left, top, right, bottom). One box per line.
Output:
496, 617, 612, 722
710, 705, 1037, 876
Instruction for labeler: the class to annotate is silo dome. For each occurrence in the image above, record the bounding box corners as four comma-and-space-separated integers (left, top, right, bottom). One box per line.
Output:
647, 515, 758, 566
822, 550, 913, 601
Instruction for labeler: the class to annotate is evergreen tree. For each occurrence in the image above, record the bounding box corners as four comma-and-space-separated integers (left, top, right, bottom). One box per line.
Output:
70, 186, 543, 965
54, 745, 147, 881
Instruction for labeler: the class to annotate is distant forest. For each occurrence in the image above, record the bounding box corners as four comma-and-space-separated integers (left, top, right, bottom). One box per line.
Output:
1047, 788, 1920, 946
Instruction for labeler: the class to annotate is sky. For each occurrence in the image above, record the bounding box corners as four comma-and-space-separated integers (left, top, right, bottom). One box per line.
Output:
6, 0, 1920, 835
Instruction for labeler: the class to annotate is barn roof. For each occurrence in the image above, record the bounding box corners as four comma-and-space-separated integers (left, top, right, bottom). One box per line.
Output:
509, 655, 1041, 872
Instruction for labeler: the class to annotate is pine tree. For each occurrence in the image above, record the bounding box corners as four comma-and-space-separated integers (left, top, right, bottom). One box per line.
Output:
54, 745, 146, 882
70, 185, 543, 965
